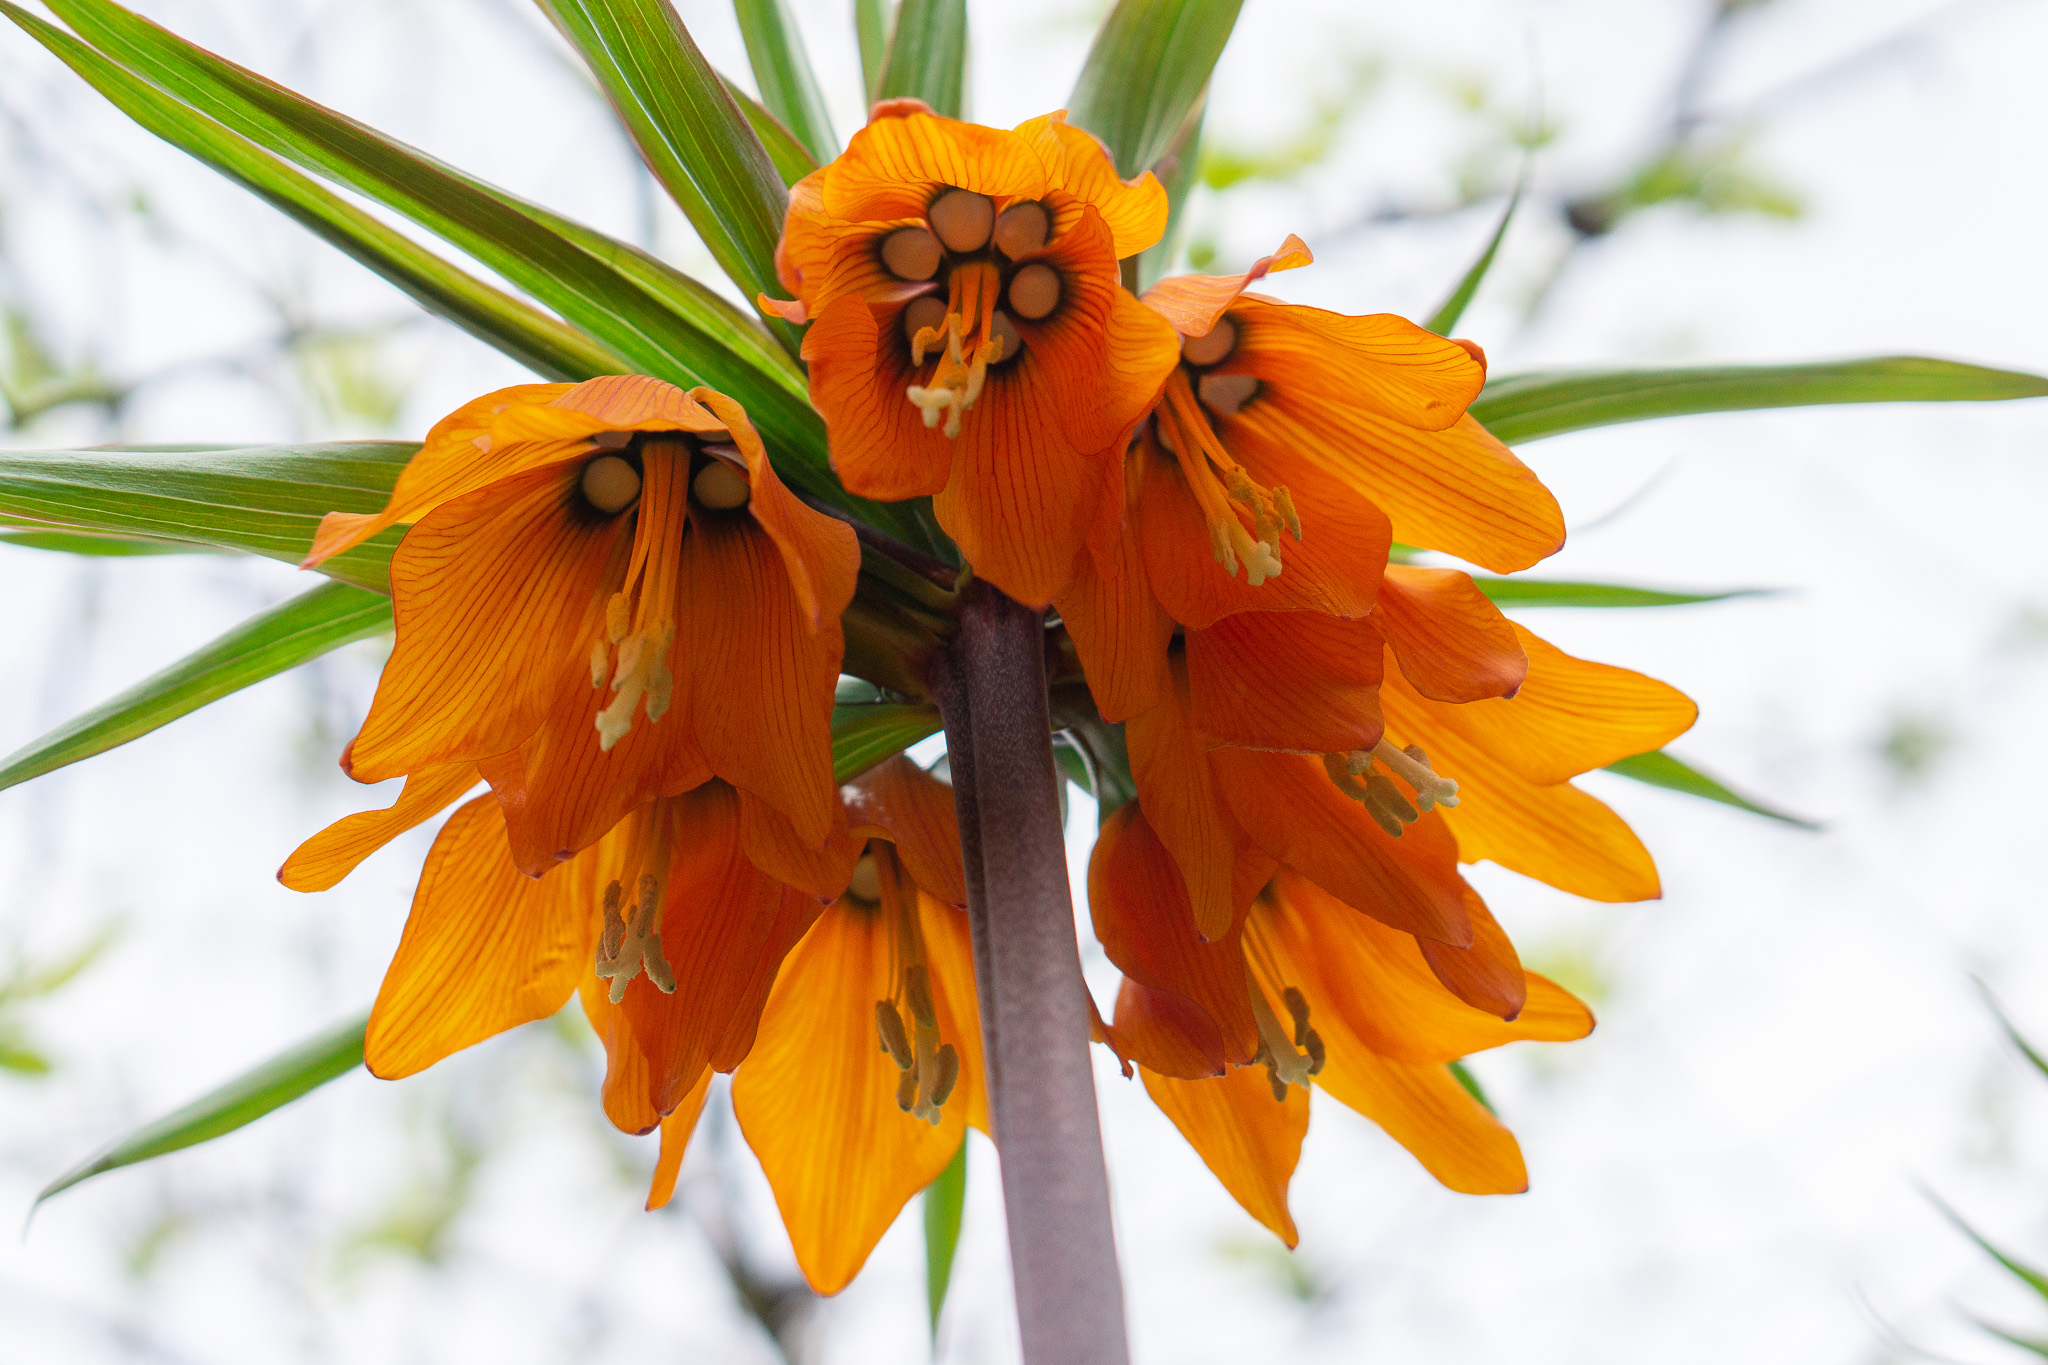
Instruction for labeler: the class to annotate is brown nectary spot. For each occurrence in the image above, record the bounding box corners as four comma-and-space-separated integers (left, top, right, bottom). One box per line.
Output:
902, 295, 948, 347
881, 226, 943, 281
928, 188, 995, 253
992, 201, 1051, 258
1007, 263, 1061, 320
1180, 317, 1237, 367
580, 454, 642, 514
1198, 371, 1261, 418
691, 457, 751, 510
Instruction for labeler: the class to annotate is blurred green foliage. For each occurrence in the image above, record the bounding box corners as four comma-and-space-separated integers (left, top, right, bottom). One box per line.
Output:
0, 926, 117, 1077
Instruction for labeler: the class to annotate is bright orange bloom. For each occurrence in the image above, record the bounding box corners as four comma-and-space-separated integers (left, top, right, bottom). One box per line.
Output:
296, 376, 859, 878
1092, 806, 1592, 1243
1056, 237, 1566, 724
765, 101, 1183, 606
310, 750, 982, 1295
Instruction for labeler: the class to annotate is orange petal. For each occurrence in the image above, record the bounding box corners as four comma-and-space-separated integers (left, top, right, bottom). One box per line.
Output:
1109, 975, 1227, 1079
1186, 609, 1385, 754
1013, 110, 1170, 258
551, 375, 727, 433
1136, 428, 1389, 629
365, 796, 589, 1079
1140, 1062, 1308, 1246
1375, 565, 1527, 703
1382, 673, 1665, 902
824, 103, 1048, 222
1400, 624, 1698, 787
1226, 295, 1485, 432
920, 891, 989, 1135
1316, 1051, 1528, 1195
842, 755, 968, 908
345, 462, 632, 783
278, 761, 479, 892
1087, 803, 1259, 1065
1226, 403, 1563, 574
731, 894, 976, 1294
1141, 235, 1313, 338
644, 1068, 714, 1210
1124, 655, 1238, 939
1250, 868, 1592, 1065
1053, 450, 1174, 723
803, 294, 959, 502
1212, 748, 1472, 945
1417, 887, 1527, 1020
740, 788, 862, 901
679, 514, 844, 848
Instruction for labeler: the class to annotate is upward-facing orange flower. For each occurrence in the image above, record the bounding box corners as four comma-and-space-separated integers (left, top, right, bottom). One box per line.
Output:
765, 101, 1183, 605
296, 376, 859, 879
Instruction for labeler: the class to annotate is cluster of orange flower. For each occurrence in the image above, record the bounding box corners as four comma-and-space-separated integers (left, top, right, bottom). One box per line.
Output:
283, 102, 1695, 1288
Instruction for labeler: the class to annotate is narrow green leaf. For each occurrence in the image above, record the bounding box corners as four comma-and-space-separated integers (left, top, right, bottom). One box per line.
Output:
734, 0, 838, 165
1928, 1188, 2048, 1307
1425, 180, 1521, 337
1473, 577, 1773, 608
855, 0, 890, 103
34, 0, 880, 520
0, 581, 390, 795
1069, 0, 1243, 177
1976, 981, 2048, 1089
875, 0, 966, 118
1972, 1318, 2048, 1358
724, 76, 822, 187
924, 1139, 967, 1337
1471, 357, 2048, 446
0, 442, 412, 592
1603, 749, 1820, 830
832, 703, 942, 782
0, 528, 213, 556
1448, 1060, 1494, 1115
536, 0, 791, 334
1135, 95, 1205, 291
36, 1014, 367, 1205
0, 2, 626, 385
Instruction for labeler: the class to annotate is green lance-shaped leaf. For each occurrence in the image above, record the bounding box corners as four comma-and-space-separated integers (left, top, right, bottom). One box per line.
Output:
1447, 1060, 1495, 1115
1135, 94, 1206, 291
0, 441, 413, 592
536, 0, 793, 342
1425, 180, 1522, 337
1472, 577, 1774, 608
1927, 1187, 2048, 1307
855, 0, 890, 103
36, 1014, 368, 1207
0, 528, 214, 556
875, 0, 966, 118
1069, 0, 1244, 177
1471, 357, 2048, 446
733, 0, 838, 165
832, 703, 942, 782
1976, 980, 2048, 1088
0, 581, 390, 796
29, 0, 906, 532
1603, 749, 1820, 829
924, 1139, 968, 1338
0, 1, 625, 385
724, 76, 822, 188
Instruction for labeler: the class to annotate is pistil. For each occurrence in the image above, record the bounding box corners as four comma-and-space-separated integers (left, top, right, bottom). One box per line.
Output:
595, 872, 676, 1003
1155, 372, 1300, 585
1247, 967, 1321, 1101
1323, 740, 1459, 836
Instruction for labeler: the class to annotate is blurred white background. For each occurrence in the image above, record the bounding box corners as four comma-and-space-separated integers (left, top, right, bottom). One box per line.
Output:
3, 0, 2047, 1361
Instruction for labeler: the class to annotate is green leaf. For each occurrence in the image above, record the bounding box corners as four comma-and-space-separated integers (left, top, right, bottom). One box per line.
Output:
1603, 749, 1820, 830
1069, 0, 1244, 177
1928, 1188, 2048, 1307
875, 0, 966, 118
923, 1139, 967, 1337
0, 2, 626, 385
1473, 577, 1774, 608
855, 0, 890, 103
1448, 1059, 1494, 1115
0, 528, 215, 556
832, 703, 942, 782
1972, 1319, 2048, 1359
1471, 357, 2048, 446
0, 441, 412, 592
536, 0, 792, 336
1135, 96, 1205, 291
0, 581, 390, 795
1976, 981, 2048, 1088
31, 0, 880, 522
1425, 180, 1521, 337
723, 76, 822, 188
36, 1014, 367, 1206
734, 0, 838, 165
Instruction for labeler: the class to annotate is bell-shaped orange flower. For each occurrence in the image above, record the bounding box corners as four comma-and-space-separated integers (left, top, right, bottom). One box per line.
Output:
764, 100, 1183, 606
298, 376, 859, 875
1091, 808, 1591, 1245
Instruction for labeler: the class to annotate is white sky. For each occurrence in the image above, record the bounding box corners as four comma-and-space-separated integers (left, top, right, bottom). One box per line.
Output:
3, 1, 2048, 1362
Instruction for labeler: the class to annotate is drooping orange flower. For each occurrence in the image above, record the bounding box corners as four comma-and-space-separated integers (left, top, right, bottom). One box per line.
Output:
1091, 806, 1592, 1244
764, 101, 1183, 605
295, 376, 859, 880
1055, 236, 1567, 724
306, 748, 984, 1295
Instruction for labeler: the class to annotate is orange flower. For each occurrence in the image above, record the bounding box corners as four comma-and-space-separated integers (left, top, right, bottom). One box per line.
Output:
310, 750, 983, 1295
1091, 807, 1592, 1244
296, 376, 859, 879
764, 101, 1183, 606
1056, 237, 1566, 724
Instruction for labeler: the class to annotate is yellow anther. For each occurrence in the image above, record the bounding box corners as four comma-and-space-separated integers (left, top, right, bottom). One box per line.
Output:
876, 999, 914, 1069
595, 874, 675, 1003
1373, 739, 1460, 812
589, 637, 609, 689
1157, 371, 1299, 586
596, 622, 675, 750
904, 964, 938, 1029
904, 263, 1007, 439
1282, 986, 1312, 1048
1247, 970, 1314, 1092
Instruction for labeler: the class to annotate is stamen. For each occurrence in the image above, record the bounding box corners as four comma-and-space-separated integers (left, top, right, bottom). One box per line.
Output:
902, 295, 947, 348
589, 446, 690, 750
594, 874, 676, 1002
870, 847, 962, 1125
1323, 741, 1461, 836
876, 1000, 914, 1068
904, 262, 1007, 439
1373, 739, 1460, 812
992, 201, 1050, 258
1156, 371, 1300, 586
1247, 969, 1314, 1093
